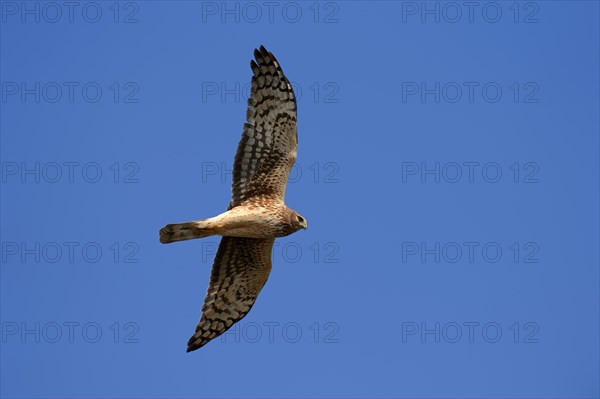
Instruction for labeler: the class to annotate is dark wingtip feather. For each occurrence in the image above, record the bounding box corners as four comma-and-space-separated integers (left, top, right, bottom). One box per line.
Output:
186, 337, 201, 352
255, 45, 276, 66
186, 331, 210, 352
186, 341, 206, 352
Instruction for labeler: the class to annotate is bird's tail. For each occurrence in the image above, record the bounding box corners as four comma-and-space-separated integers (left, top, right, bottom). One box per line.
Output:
159, 221, 216, 244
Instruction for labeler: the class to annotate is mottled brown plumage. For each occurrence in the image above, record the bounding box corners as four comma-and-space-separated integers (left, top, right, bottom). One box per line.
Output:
159, 46, 307, 352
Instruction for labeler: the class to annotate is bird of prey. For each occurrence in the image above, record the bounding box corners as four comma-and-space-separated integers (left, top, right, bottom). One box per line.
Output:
159, 46, 307, 352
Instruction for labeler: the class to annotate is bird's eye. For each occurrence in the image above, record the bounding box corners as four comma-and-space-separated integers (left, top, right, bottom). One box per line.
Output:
297, 216, 304, 222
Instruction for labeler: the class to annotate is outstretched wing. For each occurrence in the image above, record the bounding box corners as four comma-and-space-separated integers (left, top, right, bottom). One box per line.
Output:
230, 45, 298, 208
187, 237, 274, 352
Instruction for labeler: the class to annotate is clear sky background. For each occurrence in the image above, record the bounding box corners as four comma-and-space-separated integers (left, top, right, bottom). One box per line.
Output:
1, 1, 599, 398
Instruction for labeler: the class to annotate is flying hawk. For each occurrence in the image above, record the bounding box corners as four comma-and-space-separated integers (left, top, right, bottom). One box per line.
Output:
159, 46, 307, 352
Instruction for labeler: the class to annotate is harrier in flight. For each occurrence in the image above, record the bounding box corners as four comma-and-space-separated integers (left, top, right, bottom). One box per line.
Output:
160, 46, 307, 352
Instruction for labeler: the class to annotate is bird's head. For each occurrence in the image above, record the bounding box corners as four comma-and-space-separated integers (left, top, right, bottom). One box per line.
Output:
286, 209, 308, 234
293, 212, 308, 230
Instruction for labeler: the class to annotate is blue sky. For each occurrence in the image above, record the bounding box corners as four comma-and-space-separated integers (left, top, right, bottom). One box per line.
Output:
1, 1, 599, 398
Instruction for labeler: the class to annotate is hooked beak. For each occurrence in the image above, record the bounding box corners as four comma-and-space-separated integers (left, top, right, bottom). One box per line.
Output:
301, 219, 308, 229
